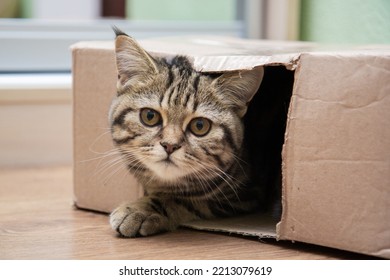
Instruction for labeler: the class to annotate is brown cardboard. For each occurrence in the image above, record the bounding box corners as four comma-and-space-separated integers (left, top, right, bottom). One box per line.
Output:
279, 52, 390, 258
72, 37, 390, 258
72, 43, 143, 213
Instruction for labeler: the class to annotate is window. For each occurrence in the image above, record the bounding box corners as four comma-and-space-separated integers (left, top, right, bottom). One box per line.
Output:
0, 0, 250, 73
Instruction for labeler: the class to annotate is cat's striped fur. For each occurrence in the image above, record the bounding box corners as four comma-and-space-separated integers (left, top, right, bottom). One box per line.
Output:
109, 29, 264, 237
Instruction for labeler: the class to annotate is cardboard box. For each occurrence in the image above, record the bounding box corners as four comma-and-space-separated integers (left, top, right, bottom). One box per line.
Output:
72, 37, 390, 258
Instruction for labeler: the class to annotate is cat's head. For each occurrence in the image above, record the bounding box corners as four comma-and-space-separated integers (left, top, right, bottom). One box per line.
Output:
109, 30, 263, 186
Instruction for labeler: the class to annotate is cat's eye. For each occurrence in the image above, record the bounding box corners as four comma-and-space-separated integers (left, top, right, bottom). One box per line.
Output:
188, 117, 212, 137
140, 108, 162, 127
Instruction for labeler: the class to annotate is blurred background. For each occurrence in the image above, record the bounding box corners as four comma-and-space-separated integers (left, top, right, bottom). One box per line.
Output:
0, 0, 389, 167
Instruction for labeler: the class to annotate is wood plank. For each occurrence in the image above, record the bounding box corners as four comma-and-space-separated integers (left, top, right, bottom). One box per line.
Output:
0, 166, 372, 260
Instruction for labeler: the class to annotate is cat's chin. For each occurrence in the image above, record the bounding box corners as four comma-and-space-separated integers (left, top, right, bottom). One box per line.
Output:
148, 161, 190, 183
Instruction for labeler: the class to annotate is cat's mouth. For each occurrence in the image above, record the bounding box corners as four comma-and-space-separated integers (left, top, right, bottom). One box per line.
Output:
147, 156, 189, 182
159, 157, 179, 167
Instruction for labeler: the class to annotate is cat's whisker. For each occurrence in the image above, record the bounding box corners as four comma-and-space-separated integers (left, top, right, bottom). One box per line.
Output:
101, 160, 128, 186
198, 166, 238, 209
185, 165, 211, 193
93, 153, 128, 183
98, 149, 150, 185
188, 166, 228, 208
80, 148, 121, 164
193, 159, 243, 205
84, 127, 126, 178
181, 155, 238, 210
81, 149, 124, 183
228, 152, 250, 179
88, 129, 112, 153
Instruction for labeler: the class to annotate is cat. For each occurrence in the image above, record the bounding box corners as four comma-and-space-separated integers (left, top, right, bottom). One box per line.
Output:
109, 28, 266, 237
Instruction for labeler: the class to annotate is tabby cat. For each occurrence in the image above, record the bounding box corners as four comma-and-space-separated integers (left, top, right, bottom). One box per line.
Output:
109, 28, 265, 237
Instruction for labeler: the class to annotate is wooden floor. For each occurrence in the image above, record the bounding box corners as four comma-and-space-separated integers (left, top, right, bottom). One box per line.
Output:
0, 165, 372, 260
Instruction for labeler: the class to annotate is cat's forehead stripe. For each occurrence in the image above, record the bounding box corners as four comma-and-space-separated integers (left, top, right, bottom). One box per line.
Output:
160, 71, 203, 111
192, 75, 200, 93
166, 66, 175, 88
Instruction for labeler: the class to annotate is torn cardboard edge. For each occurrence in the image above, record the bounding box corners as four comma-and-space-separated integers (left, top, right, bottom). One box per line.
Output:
183, 213, 279, 239
72, 36, 390, 259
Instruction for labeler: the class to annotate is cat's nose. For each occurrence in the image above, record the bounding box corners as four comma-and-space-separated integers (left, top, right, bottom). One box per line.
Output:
160, 142, 181, 155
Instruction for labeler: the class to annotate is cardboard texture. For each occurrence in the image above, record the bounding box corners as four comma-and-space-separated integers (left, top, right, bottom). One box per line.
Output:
72, 44, 143, 213
72, 37, 390, 258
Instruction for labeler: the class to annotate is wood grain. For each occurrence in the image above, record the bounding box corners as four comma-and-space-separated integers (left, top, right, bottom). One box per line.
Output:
0, 166, 371, 260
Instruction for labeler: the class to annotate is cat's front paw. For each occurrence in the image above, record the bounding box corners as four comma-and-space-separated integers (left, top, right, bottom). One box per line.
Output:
110, 200, 170, 237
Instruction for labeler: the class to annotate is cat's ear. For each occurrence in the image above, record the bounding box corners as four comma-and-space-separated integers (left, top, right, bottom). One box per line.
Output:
114, 30, 159, 92
214, 67, 264, 118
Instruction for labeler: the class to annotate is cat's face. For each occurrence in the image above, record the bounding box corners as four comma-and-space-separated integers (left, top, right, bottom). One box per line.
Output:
110, 33, 263, 186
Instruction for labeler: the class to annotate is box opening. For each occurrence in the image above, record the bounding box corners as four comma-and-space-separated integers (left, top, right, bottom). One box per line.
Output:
244, 66, 294, 217
184, 66, 294, 237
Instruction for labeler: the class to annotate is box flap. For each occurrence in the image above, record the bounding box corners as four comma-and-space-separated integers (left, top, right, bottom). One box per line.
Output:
72, 36, 390, 72
183, 213, 278, 238
72, 36, 314, 72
